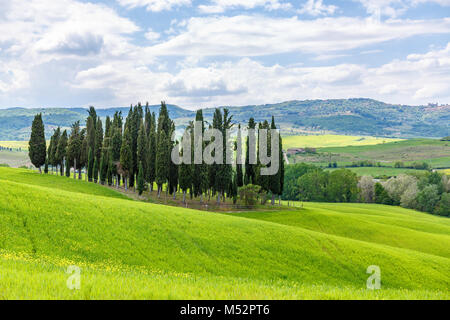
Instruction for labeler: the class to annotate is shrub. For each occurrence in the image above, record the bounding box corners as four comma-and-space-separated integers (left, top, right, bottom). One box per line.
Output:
416, 185, 440, 214
375, 183, 393, 205
238, 184, 261, 206
436, 193, 450, 216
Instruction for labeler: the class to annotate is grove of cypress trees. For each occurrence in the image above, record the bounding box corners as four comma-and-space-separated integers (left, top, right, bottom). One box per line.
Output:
28, 113, 47, 173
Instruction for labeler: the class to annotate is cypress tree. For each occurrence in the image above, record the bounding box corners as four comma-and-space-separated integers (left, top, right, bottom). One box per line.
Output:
28, 113, 46, 173
147, 112, 157, 191
155, 130, 169, 197
192, 110, 208, 201
44, 157, 49, 174
65, 156, 71, 177
236, 124, 243, 187
120, 126, 132, 190
245, 118, 256, 184
87, 148, 94, 182
168, 123, 178, 199
56, 130, 68, 176
95, 118, 103, 161
100, 154, 108, 185
179, 131, 192, 204
107, 156, 113, 186
67, 121, 82, 179
79, 129, 87, 180
221, 109, 234, 202
137, 120, 148, 186
93, 157, 99, 183
137, 161, 145, 196
279, 133, 285, 205
269, 116, 281, 205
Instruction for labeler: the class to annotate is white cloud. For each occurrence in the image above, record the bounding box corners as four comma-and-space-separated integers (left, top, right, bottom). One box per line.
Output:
69, 43, 450, 108
356, 0, 450, 18
146, 15, 450, 56
198, 0, 292, 13
117, 0, 191, 11
145, 28, 161, 42
298, 0, 337, 16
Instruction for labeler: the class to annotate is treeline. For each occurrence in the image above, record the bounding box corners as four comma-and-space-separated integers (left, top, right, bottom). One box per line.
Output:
282, 163, 449, 216
28, 103, 284, 205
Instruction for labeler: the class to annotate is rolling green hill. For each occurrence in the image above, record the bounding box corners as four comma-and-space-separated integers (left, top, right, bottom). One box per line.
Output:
1, 98, 449, 140
0, 167, 449, 299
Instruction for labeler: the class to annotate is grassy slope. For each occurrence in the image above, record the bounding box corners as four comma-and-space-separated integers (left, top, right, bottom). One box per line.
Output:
0, 168, 449, 299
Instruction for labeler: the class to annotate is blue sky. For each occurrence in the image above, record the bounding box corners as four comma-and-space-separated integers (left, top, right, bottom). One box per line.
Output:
0, 0, 449, 109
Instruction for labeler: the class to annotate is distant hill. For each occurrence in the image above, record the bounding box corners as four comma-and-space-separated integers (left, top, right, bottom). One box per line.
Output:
0, 98, 448, 140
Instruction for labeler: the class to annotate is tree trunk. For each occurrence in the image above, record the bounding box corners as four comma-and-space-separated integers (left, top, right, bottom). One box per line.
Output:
173, 187, 176, 200
124, 177, 128, 190
183, 190, 186, 203
73, 159, 77, 179
217, 193, 221, 205
272, 193, 275, 205
78, 168, 82, 180
157, 185, 161, 198
278, 195, 281, 205
38, 166, 42, 174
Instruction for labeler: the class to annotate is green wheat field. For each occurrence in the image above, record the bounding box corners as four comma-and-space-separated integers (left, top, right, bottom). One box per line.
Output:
0, 167, 449, 299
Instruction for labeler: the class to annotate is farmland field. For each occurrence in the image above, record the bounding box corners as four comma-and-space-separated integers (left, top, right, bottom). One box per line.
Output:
282, 134, 402, 149
324, 167, 423, 177
288, 138, 450, 171
0, 167, 449, 299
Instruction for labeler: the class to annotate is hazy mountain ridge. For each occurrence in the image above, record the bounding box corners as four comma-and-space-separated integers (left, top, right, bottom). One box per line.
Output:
0, 99, 448, 140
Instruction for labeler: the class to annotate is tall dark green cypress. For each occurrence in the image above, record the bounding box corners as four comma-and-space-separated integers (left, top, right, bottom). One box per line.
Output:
137, 161, 145, 195
269, 116, 281, 205
147, 112, 156, 191
28, 113, 47, 173
56, 130, 68, 176
221, 109, 234, 201
93, 157, 99, 183
236, 124, 244, 187
65, 156, 71, 177
179, 129, 192, 204
168, 123, 178, 199
120, 126, 132, 190
95, 118, 103, 161
87, 148, 94, 182
192, 109, 208, 201
67, 121, 82, 179
155, 130, 169, 197
245, 118, 256, 184
137, 120, 148, 186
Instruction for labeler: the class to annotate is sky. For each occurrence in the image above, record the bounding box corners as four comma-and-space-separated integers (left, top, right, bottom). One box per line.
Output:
0, 0, 449, 110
